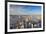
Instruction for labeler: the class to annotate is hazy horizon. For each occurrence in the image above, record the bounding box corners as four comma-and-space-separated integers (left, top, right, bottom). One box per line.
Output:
10, 5, 41, 15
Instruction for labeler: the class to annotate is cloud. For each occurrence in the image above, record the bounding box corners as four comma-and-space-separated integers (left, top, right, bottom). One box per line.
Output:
10, 5, 41, 15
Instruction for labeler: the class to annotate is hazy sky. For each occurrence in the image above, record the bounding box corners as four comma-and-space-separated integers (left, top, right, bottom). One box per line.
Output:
10, 5, 41, 15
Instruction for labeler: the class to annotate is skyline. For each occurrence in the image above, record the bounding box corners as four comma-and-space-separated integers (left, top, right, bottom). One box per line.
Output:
10, 5, 41, 15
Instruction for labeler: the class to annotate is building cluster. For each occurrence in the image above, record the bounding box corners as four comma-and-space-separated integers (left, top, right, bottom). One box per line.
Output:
10, 15, 41, 29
